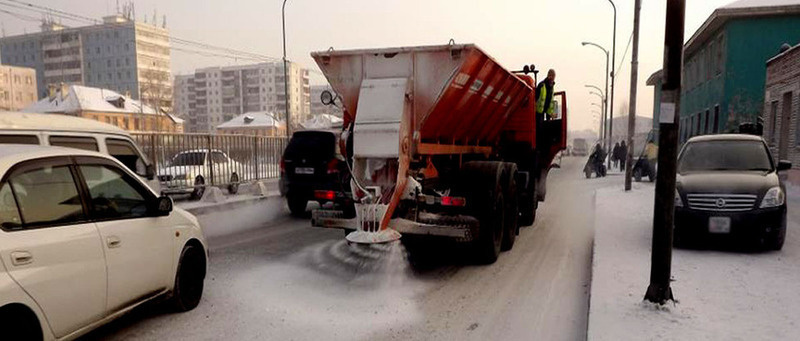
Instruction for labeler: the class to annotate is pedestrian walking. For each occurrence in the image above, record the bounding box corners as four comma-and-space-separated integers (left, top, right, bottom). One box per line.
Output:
612, 142, 620, 169
619, 140, 628, 171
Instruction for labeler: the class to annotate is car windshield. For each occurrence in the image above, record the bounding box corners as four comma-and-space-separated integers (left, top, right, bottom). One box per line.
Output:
678, 140, 773, 173
171, 152, 205, 166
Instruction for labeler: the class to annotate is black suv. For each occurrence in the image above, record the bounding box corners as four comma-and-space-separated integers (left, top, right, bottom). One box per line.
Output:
674, 134, 791, 250
280, 130, 353, 216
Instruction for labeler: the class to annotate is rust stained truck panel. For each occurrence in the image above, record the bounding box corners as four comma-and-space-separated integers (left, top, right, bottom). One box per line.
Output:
311, 44, 535, 150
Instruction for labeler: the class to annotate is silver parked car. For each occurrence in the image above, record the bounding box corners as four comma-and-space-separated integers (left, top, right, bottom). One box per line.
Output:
158, 149, 244, 199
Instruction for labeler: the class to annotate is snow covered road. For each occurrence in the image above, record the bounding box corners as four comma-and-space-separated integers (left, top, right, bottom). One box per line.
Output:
83, 157, 615, 340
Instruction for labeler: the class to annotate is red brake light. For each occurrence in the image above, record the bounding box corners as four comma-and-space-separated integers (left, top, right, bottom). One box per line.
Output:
314, 190, 336, 201
441, 196, 466, 207
280, 157, 285, 173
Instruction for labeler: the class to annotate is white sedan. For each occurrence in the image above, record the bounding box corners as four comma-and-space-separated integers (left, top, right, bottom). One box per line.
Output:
158, 149, 245, 199
0, 145, 208, 341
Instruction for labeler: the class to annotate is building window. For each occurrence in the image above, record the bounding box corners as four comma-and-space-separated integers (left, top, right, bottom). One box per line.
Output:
770, 101, 779, 144
125, 57, 130, 66
704, 109, 710, 134
96, 47, 100, 54
107, 60, 111, 67
713, 105, 720, 133
87, 74, 92, 82
716, 36, 724, 76
116, 59, 121, 67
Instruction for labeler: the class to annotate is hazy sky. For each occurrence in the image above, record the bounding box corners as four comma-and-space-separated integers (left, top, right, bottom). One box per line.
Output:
1, 0, 738, 133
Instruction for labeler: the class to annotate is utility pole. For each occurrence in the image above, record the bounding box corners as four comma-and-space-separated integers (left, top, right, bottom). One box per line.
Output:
606, 0, 617, 170
282, 0, 291, 136
624, 0, 642, 191
644, 0, 684, 305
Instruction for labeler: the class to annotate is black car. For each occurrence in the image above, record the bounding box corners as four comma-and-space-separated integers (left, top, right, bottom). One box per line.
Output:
674, 134, 791, 250
279, 130, 353, 216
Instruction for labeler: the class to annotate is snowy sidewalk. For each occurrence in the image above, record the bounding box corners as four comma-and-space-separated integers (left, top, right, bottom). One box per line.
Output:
588, 184, 800, 340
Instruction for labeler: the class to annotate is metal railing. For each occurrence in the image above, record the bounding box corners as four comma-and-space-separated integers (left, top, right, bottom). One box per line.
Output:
132, 133, 288, 193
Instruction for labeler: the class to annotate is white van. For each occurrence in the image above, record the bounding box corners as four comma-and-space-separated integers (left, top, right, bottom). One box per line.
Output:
0, 111, 159, 191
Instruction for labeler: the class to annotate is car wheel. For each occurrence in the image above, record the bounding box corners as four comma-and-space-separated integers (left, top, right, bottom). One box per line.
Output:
228, 173, 240, 194
672, 226, 686, 249
171, 243, 206, 312
287, 194, 308, 216
634, 168, 642, 182
190, 176, 205, 200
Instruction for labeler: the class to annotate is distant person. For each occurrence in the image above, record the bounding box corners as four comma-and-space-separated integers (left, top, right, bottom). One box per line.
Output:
590, 143, 607, 177
619, 140, 628, 171
612, 142, 621, 169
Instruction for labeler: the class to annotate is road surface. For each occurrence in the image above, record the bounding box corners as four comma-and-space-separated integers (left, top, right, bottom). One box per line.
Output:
84, 157, 618, 340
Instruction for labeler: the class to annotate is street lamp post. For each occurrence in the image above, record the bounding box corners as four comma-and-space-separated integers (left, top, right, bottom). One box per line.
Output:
585, 84, 606, 142
606, 0, 618, 171
582, 43, 610, 153
282, 0, 291, 136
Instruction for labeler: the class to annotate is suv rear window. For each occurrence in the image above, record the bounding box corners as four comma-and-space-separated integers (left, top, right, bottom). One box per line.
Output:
107, 138, 147, 176
49, 136, 99, 151
679, 140, 773, 173
284, 131, 336, 160
0, 134, 39, 145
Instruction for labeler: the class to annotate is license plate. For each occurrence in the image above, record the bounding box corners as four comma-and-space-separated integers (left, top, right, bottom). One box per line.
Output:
295, 167, 314, 175
709, 217, 731, 234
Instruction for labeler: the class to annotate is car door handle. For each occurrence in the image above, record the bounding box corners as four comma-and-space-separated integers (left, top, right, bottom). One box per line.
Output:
107, 236, 122, 249
10, 251, 33, 266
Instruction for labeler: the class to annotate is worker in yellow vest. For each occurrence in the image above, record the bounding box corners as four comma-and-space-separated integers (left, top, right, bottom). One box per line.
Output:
536, 69, 557, 120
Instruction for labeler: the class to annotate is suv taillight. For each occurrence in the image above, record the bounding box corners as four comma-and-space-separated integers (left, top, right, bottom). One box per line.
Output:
326, 159, 339, 175
280, 157, 286, 173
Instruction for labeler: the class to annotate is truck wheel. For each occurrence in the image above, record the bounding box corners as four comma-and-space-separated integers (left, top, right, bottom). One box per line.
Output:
501, 163, 519, 251
287, 194, 308, 216
519, 177, 537, 227
462, 161, 505, 264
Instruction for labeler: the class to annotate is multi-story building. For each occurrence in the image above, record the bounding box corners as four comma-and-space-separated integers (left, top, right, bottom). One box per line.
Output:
0, 14, 172, 111
310, 84, 343, 118
174, 62, 310, 133
0, 64, 37, 111
646, 0, 800, 143
24, 84, 183, 132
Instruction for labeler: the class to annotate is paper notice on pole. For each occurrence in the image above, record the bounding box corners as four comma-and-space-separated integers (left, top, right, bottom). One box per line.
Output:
659, 102, 676, 124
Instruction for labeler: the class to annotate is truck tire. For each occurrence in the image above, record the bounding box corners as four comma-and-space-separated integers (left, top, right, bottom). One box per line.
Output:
461, 161, 505, 264
501, 163, 519, 251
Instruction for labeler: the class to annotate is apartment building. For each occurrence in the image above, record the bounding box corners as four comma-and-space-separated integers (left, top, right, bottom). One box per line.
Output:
0, 64, 37, 111
0, 14, 172, 111
174, 62, 310, 133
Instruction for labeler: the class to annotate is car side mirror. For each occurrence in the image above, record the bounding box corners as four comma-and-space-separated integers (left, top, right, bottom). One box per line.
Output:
151, 195, 173, 216
145, 164, 156, 180
777, 160, 792, 172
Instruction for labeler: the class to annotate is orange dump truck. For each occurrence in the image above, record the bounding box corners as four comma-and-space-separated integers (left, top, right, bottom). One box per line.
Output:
310, 43, 567, 263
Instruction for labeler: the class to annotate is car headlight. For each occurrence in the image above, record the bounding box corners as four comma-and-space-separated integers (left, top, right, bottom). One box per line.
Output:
760, 187, 785, 208
674, 189, 684, 207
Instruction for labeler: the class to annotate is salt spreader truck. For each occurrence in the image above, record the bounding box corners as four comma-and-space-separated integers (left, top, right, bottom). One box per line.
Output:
310, 43, 567, 263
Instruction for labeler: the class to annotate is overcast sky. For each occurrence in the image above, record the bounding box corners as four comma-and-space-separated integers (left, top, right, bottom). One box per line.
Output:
1, 0, 741, 133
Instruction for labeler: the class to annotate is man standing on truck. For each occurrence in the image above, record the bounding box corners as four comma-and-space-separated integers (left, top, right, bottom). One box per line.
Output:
536, 69, 557, 120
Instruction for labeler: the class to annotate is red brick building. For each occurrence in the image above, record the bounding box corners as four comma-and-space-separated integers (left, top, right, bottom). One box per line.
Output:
764, 43, 800, 183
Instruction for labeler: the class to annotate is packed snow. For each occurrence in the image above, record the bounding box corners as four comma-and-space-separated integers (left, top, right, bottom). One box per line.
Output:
588, 184, 800, 340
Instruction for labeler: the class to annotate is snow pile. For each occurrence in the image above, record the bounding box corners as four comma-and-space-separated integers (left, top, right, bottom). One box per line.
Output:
588, 184, 800, 340
199, 186, 226, 203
